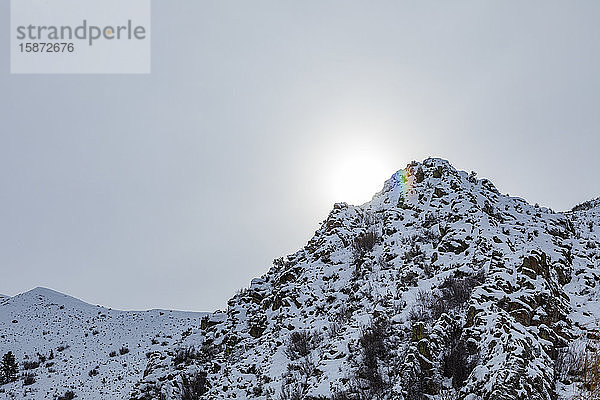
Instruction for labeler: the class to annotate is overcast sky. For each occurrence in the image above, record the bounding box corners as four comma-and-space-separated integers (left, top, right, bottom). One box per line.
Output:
1, 1, 599, 311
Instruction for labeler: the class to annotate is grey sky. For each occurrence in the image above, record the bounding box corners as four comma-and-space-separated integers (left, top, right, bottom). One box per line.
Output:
1, 1, 599, 311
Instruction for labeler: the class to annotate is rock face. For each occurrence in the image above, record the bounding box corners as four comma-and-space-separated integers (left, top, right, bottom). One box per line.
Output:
131, 158, 600, 400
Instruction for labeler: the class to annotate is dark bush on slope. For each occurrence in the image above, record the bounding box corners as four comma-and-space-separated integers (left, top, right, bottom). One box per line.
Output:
352, 230, 379, 265
285, 330, 321, 360
173, 346, 198, 366
439, 276, 473, 307
442, 339, 473, 388
404, 371, 426, 400
22, 372, 36, 386
352, 317, 391, 396
409, 271, 485, 322
180, 371, 208, 400
22, 360, 40, 370
554, 342, 586, 383
442, 322, 478, 389
554, 342, 600, 398
277, 381, 304, 400
57, 390, 76, 400
353, 231, 377, 253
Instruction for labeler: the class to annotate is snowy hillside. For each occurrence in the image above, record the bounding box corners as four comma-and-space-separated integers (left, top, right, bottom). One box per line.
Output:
0, 287, 207, 400
1, 158, 598, 400
130, 158, 600, 400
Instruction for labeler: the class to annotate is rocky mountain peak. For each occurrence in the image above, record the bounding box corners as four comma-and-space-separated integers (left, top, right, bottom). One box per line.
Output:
130, 158, 600, 400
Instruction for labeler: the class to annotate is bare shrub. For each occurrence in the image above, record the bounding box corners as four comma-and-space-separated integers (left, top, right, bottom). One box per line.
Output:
180, 371, 208, 400
286, 358, 319, 386
422, 213, 438, 229
354, 317, 390, 395
441, 270, 484, 306
335, 305, 353, 324
555, 341, 587, 383
328, 322, 342, 338
173, 346, 198, 366
403, 242, 425, 265
404, 370, 426, 400
22, 372, 36, 386
278, 381, 304, 400
440, 276, 472, 308
22, 360, 40, 370
581, 350, 600, 399
408, 289, 439, 322
442, 339, 471, 388
352, 230, 379, 264
429, 296, 450, 320
409, 272, 485, 322
441, 320, 478, 389
57, 390, 76, 400
285, 330, 321, 360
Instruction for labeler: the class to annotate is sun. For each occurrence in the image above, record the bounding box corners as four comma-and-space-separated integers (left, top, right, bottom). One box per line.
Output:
325, 144, 394, 206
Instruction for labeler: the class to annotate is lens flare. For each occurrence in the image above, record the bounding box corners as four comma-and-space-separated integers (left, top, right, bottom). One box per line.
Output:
389, 168, 414, 205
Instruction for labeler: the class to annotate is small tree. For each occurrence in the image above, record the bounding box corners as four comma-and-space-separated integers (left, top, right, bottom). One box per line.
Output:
1, 351, 18, 384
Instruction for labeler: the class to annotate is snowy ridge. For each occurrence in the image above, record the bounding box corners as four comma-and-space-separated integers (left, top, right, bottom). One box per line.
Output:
131, 158, 599, 400
571, 197, 600, 213
0, 287, 207, 400
1, 158, 598, 400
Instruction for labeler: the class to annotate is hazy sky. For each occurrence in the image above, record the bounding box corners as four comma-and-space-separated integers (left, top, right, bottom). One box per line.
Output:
2, 1, 599, 311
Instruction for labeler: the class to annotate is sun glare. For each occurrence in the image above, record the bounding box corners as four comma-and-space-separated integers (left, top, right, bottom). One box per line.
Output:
326, 147, 394, 206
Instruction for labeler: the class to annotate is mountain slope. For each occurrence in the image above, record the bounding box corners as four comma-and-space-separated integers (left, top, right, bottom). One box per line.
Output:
131, 158, 600, 400
0, 287, 207, 400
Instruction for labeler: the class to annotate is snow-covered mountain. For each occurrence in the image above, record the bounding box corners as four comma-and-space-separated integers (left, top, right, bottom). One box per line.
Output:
130, 158, 599, 400
2, 158, 599, 400
0, 287, 207, 400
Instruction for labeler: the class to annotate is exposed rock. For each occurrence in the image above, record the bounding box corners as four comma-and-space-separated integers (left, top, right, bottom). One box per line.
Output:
130, 158, 600, 400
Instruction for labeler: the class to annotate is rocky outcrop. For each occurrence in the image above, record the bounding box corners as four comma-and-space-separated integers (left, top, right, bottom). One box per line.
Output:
131, 158, 600, 400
